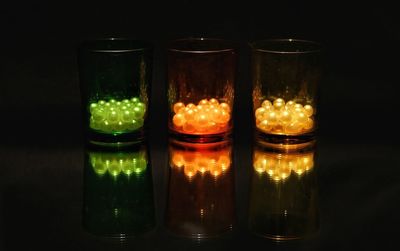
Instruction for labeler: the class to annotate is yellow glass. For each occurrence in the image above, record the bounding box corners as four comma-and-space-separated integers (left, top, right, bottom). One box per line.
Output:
251, 39, 322, 144
249, 139, 319, 240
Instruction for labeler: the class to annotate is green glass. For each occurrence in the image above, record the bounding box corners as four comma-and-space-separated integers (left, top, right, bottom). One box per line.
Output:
249, 139, 319, 240
78, 38, 153, 146
82, 142, 155, 237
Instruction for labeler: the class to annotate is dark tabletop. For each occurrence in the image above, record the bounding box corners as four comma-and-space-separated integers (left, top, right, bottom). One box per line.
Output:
1, 1, 400, 250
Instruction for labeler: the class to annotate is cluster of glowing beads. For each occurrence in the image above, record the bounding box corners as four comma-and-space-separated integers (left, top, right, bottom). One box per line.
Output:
171, 149, 231, 178
172, 98, 231, 134
253, 150, 314, 182
255, 98, 314, 135
89, 97, 146, 133
90, 151, 147, 177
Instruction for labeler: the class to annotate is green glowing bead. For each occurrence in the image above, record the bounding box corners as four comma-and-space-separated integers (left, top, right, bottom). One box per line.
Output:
136, 102, 146, 111
104, 102, 111, 109
90, 118, 102, 130
133, 106, 145, 119
109, 99, 116, 104
136, 118, 144, 127
108, 161, 121, 177
122, 162, 134, 176
131, 97, 140, 103
116, 101, 122, 107
120, 105, 128, 111
133, 158, 147, 175
89, 103, 98, 113
122, 110, 134, 122
108, 110, 119, 122
98, 100, 106, 106
92, 162, 107, 175
92, 109, 105, 122
122, 99, 130, 104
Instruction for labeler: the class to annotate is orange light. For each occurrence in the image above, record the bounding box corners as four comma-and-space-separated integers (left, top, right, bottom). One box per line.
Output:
172, 99, 231, 134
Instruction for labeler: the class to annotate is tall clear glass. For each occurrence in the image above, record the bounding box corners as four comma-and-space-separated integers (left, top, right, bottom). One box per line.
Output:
251, 39, 322, 144
167, 38, 237, 143
78, 38, 153, 146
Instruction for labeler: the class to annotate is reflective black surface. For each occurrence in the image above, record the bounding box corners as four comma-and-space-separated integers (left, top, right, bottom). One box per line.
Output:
1, 1, 400, 250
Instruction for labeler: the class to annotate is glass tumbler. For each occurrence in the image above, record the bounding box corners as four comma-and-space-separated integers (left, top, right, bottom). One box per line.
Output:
82, 142, 155, 237
167, 38, 237, 143
78, 38, 153, 146
249, 139, 319, 240
251, 39, 322, 144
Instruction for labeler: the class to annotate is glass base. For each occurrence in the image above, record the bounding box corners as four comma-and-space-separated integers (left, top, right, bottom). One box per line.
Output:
255, 129, 315, 149
168, 128, 232, 143
86, 129, 145, 147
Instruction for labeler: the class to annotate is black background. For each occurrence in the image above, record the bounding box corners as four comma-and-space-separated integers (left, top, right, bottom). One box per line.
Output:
1, 1, 399, 250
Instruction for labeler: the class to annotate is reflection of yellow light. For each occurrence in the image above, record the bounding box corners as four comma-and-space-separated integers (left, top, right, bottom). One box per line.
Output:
253, 149, 314, 182
170, 141, 231, 179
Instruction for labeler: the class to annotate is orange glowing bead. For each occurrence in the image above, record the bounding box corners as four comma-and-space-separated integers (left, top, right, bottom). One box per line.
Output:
210, 107, 222, 121
258, 120, 272, 131
207, 121, 219, 133
173, 113, 186, 127
184, 164, 197, 178
172, 153, 185, 168
219, 103, 230, 112
218, 155, 231, 171
253, 157, 267, 173
195, 112, 208, 126
173, 102, 185, 113
285, 100, 296, 109
296, 112, 308, 124
184, 109, 196, 121
218, 110, 230, 123
209, 98, 219, 105
304, 118, 314, 130
304, 105, 314, 117
199, 99, 209, 106
183, 122, 196, 133
210, 164, 222, 177
262, 99, 272, 108
196, 157, 209, 173
187, 103, 196, 109
273, 98, 285, 110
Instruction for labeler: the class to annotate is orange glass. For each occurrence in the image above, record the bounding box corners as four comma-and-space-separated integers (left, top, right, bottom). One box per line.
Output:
249, 139, 319, 240
167, 38, 237, 142
166, 139, 234, 238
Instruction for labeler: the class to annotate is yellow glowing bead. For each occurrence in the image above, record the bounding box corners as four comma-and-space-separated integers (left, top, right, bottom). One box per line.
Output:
253, 157, 267, 173
259, 120, 272, 131
285, 121, 302, 134
199, 99, 209, 106
209, 98, 219, 105
173, 113, 186, 127
279, 110, 292, 123
173, 102, 185, 114
304, 118, 314, 130
108, 110, 119, 122
272, 124, 284, 133
273, 98, 285, 110
264, 111, 278, 124
304, 105, 314, 117
255, 107, 266, 117
262, 99, 272, 108
296, 112, 308, 124
220, 103, 230, 112
285, 100, 296, 109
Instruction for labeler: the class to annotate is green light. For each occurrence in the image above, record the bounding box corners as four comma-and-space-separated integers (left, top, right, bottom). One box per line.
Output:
90, 151, 147, 177
89, 97, 146, 133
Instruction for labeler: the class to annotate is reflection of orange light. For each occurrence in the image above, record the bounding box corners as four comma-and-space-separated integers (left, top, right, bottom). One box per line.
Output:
253, 150, 314, 181
172, 98, 231, 135
170, 141, 231, 179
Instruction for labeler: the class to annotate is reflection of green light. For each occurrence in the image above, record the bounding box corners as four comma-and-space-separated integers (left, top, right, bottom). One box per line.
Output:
89, 97, 146, 133
90, 151, 147, 177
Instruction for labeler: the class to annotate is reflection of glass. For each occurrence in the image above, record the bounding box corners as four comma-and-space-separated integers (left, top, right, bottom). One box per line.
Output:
167, 38, 237, 143
251, 39, 321, 144
166, 139, 234, 238
78, 38, 153, 146
82, 142, 155, 237
249, 140, 319, 240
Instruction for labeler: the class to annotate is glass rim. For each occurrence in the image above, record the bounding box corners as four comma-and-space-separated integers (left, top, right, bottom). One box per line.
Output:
249, 39, 322, 54
168, 37, 236, 54
80, 37, 153, 53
